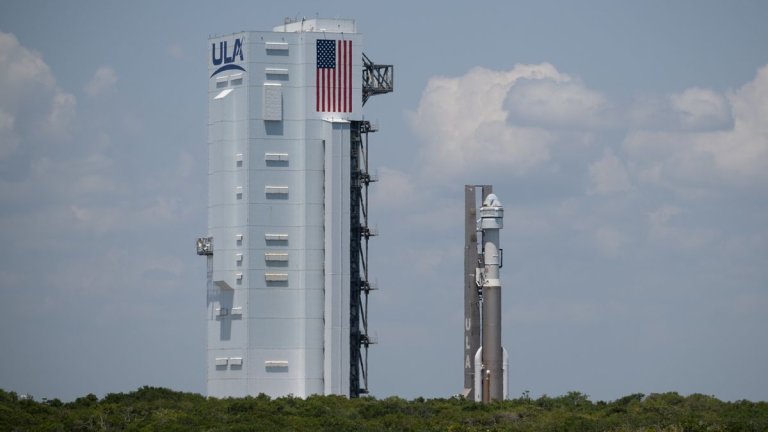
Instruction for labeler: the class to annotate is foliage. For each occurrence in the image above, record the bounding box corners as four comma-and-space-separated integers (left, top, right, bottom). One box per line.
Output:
1, 387, 767, 431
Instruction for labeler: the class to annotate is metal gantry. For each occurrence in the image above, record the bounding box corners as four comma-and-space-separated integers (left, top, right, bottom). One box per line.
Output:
350, 53, 391, 398
349, 120, 378, 397
362, 53, 393, 106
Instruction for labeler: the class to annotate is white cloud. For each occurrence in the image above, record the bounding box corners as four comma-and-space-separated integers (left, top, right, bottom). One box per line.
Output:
629, 89, 732, 132
85, 66, 118, 97
0, 34, 192, 244
0, 31, 76, 160
505, 79, 609, 129
409, 63, 611, 181
588, 149, 631, 195
626, 65, 768, 186
0, 109, 18, 158
43, 91, 76, 138
0, 32, 55, 100
408, 64, 570, 179
670, 87, 732, 130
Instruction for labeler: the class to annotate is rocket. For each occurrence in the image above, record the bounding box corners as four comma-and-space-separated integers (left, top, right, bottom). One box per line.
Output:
464, 187, 508, 403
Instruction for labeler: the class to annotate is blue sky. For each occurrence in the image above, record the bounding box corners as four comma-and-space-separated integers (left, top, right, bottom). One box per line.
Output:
1, 1, 767, 402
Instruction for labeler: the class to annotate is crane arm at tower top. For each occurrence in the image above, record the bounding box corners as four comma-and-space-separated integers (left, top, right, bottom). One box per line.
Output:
362, 53, 393, 105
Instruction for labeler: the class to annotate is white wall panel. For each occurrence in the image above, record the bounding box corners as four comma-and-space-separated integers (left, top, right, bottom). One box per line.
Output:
247, 288, 324, 319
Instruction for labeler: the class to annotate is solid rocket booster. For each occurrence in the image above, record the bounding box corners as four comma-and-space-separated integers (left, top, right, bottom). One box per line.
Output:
480, 193, 505, 402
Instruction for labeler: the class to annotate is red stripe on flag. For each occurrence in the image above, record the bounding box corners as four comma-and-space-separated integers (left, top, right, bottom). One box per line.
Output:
342, 40, 346, 112
325, 69, 331, 111
328, 68, 332, 112
347, 40, 352, 112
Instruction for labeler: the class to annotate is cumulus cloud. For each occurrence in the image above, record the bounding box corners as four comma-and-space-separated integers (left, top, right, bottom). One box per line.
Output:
505, 79, 609, 129
0, 33, 189, 241
626, 65, 768, 186
670, 87, 732, 130
408, 64, 571, 179
588, 149, 631, 195
411, 60, 768, 191
0, 32, 56, 100
44, 92, 76, 138
408, 63, 612, 181
629, 88, 732, 132
0, 31, 76, 160
0, 110, 18, 158
84, 66, 118, 97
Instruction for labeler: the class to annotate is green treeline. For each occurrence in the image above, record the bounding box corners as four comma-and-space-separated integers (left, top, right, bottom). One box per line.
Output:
2, 387, 767, 431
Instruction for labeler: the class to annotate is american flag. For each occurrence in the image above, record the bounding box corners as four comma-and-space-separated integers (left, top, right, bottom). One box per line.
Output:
316, 39, 352, 113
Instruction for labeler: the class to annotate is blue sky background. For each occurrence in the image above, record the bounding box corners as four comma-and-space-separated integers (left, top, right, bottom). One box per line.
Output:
1, 0, 766, 402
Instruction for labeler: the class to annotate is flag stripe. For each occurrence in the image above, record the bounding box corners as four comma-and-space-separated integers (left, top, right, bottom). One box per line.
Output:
340, 40, 344, 112
321, 68, 325, 111
335, 41, 344, 111
347, 40, 352, 111
343, 40, 348, 112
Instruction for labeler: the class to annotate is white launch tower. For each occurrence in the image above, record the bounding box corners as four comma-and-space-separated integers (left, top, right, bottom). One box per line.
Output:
197, 18, 392, 398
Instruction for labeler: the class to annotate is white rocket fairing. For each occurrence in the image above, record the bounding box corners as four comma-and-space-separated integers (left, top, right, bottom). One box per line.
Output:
473, 193, 508, 402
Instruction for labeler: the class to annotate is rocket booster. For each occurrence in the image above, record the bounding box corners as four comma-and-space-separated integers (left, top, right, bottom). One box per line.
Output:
477, 193, 507, 403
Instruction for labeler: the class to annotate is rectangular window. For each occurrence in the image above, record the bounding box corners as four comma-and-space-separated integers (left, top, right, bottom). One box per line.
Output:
265, 186, 288, 196
265, 42, 289, 52
264, 272, 288, 282
264, 153, 289, 161
230, 73, 243, 86
265, 252, 288, 262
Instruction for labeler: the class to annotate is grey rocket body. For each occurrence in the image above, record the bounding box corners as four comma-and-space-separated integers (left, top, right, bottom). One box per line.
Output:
464, 187, 508, 402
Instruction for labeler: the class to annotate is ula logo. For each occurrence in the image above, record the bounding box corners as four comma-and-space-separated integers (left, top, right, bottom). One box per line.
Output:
210, 38, 245, 78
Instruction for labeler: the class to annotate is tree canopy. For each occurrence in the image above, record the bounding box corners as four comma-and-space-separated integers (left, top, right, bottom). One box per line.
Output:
1, 387, 766, 431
